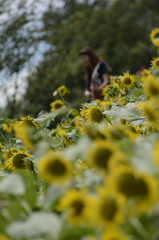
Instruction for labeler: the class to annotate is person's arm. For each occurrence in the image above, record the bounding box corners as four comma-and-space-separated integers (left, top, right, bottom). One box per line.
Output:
90, 73, 109, 92
98, 73, 109, 90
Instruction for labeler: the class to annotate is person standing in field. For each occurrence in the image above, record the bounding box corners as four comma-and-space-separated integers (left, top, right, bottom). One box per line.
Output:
79, 47, 111, 101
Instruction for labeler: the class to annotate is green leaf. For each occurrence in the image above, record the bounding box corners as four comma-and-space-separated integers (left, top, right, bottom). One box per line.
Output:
59, 226, 94, 240
7, 212, 62, 239
0, 173, 25, 195
68, 108, 79, 116
157, 47, 159, 55
131, 88, 144, 101
134, 75, 141, 88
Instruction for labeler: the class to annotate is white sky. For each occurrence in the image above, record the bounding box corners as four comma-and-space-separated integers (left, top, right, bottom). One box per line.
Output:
0, 0, 64, 109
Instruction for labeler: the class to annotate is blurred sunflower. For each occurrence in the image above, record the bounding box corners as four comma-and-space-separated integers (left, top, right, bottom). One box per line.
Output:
136, 101, 159, 127
56, 188, 96, 225
5, 149, 32, 172
120, 73, 135, 90
140, 69, 152, 82
151, 57, 159, 70
80, 106, 104, 124
57, 85, 68, 96
18, 115, 39, 129
2, 123, 13, 133
101, 229, 128, 240
38, 151, 72, 184
86, 140, 117, 171
14, 124, 35, 150
143, 76, 159, 98
94, 188, 125, 228
50, 99, 64, 111
150, 27, 159, 47
107, 165, 159, 213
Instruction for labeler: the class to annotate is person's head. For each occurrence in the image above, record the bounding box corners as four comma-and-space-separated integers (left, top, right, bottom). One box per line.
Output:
79, 47, 101, 69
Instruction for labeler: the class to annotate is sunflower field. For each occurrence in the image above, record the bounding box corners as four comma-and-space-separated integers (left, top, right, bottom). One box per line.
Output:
0, 29, 159, 240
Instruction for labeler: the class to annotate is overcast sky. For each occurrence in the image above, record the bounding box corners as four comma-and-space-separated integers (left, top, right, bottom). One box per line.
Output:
0, 0, 64, 110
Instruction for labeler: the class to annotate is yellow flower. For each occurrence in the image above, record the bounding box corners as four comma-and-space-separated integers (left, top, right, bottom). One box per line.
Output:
73, 159, 88, 177
101, 229, 128, 240
80, 106, 104, 124
120, 73, 135, 90
14, 124, 35, 150
57, 129, 73, 146
151, 57, 159, 70
2, 123, 13, 133
5, 149, 32, 172
107, 165, 159, 213
102, 84, 125, 100
94, 188, 125, 228
38, 151, 72, 184
0, 143, 3, 150
56, 189, 96, 225
0, 235, 10, 240
50, 99, 64, 111
150, 28, 159, 47
57, 85, 68, 96
136, 101, 159, 128
140, 69, 152, 82
86, 140, 117, 172
143, 76, 159, 99
18, 115, 39, 129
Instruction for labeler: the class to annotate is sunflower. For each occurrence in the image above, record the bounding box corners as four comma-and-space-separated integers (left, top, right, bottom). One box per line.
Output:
14, 124, 35, 150
5, 149, 32, 172
56, 188, 96, 225
143, 76, 159, 98
38, 151, 72, 184
80, 106, 104, 124
50, 99, 64, 111
150, 28, 159, 47
140, 69, 152, 82
94, 188, 125, 229
153, 140, 159, 167
86, 140, 117, 172
2, 123, 13, 133
73, 159, 88, 177
136, 101, 159, 127
151, 57, 159, 70
101, 229, 128, 240
102, 84, 125, 100
57, 85, 68, 96
57, 129, 73, 146
107, 165, 159, 213
120, 73, 135, 90
18, 115, 39, 129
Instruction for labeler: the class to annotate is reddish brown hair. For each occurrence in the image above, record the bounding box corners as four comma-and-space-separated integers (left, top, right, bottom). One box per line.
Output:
79, 47, 111, 82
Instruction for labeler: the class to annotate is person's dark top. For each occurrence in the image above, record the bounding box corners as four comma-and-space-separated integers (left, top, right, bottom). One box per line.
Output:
85, 61, 111, 90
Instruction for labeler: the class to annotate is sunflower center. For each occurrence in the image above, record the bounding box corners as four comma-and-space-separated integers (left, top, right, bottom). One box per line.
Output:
100, 198, 117, 221
117, 173, 148, 197
24, 119, 36, 128
71, 200, 84, 215
156, 60, 159, 66
124, 77, 131, 85
93, 148, 113, 169
144, 108, 157, 122
90, 108, 103, 123
149, 84, 159, 96
55, 103, 63, 109
13, 154, 27, 169
47, 159, 66, 176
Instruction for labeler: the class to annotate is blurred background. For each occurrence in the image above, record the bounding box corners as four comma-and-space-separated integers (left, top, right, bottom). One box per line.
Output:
0, 0, 159, 119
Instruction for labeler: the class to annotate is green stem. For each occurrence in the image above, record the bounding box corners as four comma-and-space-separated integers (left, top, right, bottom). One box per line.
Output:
0, 131, 8, 144
104, 115, 113, 126
130, 217, 150, 240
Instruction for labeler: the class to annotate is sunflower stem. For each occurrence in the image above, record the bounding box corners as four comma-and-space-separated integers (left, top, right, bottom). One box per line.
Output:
33, 170, 40, 192
104, 115, 113, 126
0, 131, 8, 144
130, 217, 150, 240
